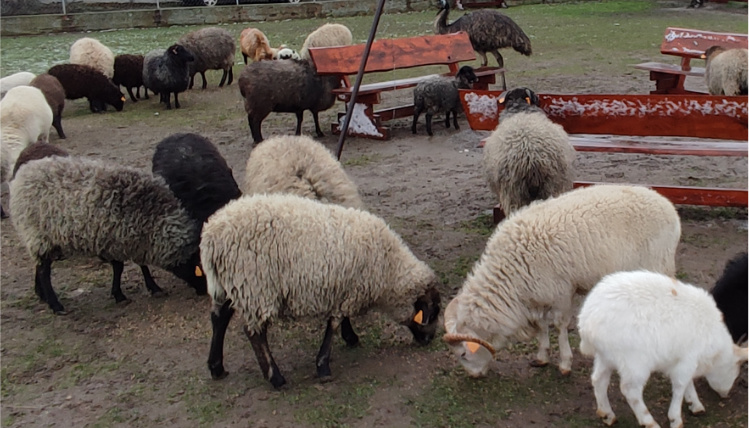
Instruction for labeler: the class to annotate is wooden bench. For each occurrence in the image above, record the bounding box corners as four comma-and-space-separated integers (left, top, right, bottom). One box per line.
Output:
459, 89, 749, 222
308, 32, 503, 140
634, 27, 748, 95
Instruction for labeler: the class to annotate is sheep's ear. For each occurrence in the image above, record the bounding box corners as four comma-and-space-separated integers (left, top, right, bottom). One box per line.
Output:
413, 310, 424, 324
171, 46, 179, 55
195, 266, 204, 277
121, 96, 126, 102
733, 345, 748, 362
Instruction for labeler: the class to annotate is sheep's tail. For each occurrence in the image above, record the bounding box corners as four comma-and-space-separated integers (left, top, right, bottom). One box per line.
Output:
579, 334, 596, 357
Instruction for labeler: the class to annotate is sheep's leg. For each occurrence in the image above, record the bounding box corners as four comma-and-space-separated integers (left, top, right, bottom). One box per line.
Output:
110, 261, 129, 304
227, 67, 233, 86
530, 321, 550, 367
246, 324, 286, 389
452, 109, 460, 130
200, 72, 208, 90
340, 317, 359, 347
312, 111, 325, 137
683, 379, 705, 415
412, 111, 421, 134
207, 299, 235, 380
249, 115, 264, 144
189, 75, 195, 90
444, 111, 452, 129
295, 111, 304, 136
243, 53, 248, 65
619, 368, 659, 428
554, 309, 574, 375
425, 113, 434, 136
666, 367, 693, 428
591, 357, 617, 426
139, 265, 166, 297
143, 87, 150, 100
37, 257, 66, 315
219, 70, 228, 87
0, 205, 7, 219
316, 317, 341, 379
126, 87, 138, 103
53, 107, 66, 139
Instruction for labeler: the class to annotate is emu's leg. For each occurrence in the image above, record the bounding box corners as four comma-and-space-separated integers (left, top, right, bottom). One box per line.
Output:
295, 111, 304, 135
174, 92, 181, 109
316, 317, 340, 379
491, 51, 507, 90
478, 51, 489, 67
201, 72, 208, 90
38, 257, 66, 315
340, 317, 359, 347
619, 368, 658, 428
312, 111, 325, 137
249, 115, 264, 144
208, 299, 235, 380
110, 261, 129, 303
126, 87, 138, 103
139, 265, 165, 297
246, 324, 286, 389
530, 320, 550, 368
591, 357, 617, 426
425, 113, 434, 136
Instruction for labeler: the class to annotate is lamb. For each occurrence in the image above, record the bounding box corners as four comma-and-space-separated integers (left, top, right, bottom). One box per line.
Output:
202, 193, 441, 388
702, 46, 748, 96
10, 156, 207, 315
142, 44, 195, 110
29, 73, 67, 139
12, 142, 69, 179
152, 132, 242, 228
711, 252, 748, 343
243, 135, 364, 209
578, 270, 748, 428
113, 54, 149, 103
274, 48, 300, 60
412, 65, 478, 136
0, 71, 36, 99
239, 28, 275, 64
299, 23, 354, 61
442, 184, 681, 377
47, 64, 125, 113
238, 59, 342, 143
178, 27, 235, 89
69, 37, 115, 79
482, 87, 576, 216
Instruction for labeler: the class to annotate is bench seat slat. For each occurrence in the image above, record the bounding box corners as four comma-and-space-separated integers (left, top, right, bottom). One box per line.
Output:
568, 135, 747, 157
633, 62, 706, 77
660, 27, 749, 60
573, 182, 748, 208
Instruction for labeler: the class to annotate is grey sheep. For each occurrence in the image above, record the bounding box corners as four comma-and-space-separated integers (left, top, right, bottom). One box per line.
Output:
412, 65, 478, 136
113, 54, 149, 103
238, 59, 341, 144
482, 87, 576, 217
10, 156, 207, 315
178, 27, 236, 90
29, 73, 66, 139
143, 44, 195, 110
702, 46, 748, 96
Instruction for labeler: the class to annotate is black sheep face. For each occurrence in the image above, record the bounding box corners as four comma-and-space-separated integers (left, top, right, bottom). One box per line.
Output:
406, 286, 442, 345
169, 253, 207, 295
457, 65, 479, 86
169, 44, 195, 63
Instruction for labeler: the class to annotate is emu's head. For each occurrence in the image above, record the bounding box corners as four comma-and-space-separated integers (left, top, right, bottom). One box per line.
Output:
405, 286, 442, 345
438, 0, 449, 12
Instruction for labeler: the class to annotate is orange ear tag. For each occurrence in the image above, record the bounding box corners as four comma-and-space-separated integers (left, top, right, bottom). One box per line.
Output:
525, 97, 531, 104
195, 266, 203, 277
498, 93, 507, 104
413, 310, 424, 324
466, 342, 481, 353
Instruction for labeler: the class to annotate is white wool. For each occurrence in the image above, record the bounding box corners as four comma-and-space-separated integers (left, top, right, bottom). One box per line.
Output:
0, 72, 36, 99
70, 37, 115, 79
299, 23, 353, 61
705, 48, 748, 96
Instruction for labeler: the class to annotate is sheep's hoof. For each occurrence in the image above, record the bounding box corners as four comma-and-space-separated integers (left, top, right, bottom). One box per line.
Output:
596, 410, 616, 426
151, 290, 168, 299
53, 309, 69, 316
558, 368, 571, 376
318, 374, 335, 384
114, 297, 131, 306
211, 371, 229, 381
689, 407, 705, 416
529, 359, 549, 368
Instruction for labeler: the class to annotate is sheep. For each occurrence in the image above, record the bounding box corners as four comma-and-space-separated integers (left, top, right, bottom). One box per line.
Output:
47, 64, 125, 113
482, 87, 576, 216
0, 71, 36, 99
299, 23, 354, 61
274, 48, 300, 60
142, 44, 195, 110
12, 142, 69, 179
178, 27, 235, 89
202, 193, 442, 388
113, 54, 149, 103
702, 46, 748, 96
578, 270, 748, 428
412, 65, 478, 136
434, 0, 532, 90
152, 132, 242, 228
711, 252, 748, 344
0, 86, 53, 219
29, 73, 66, 139
9, 156, 207, 315
442, 184, 681, 377
238, 59, 342, 144
239, 28, 275, 64
243, 135, 364, 209
69, 37, 115, 79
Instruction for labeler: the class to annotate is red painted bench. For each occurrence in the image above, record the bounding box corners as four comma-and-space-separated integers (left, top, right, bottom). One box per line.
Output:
634, 27, 748, 95
308, 32, 503, 140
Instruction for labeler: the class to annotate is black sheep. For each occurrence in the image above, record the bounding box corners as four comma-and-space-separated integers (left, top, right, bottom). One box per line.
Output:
29, 73, 67, 139
142, 44, 195, 110
711, 252, 748, 343
12, 142, 70, 179
113, 54, 148, 103
47, 64, 125, 113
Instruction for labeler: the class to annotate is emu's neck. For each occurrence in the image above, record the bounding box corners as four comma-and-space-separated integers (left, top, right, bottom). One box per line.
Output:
434, 7, 451, 35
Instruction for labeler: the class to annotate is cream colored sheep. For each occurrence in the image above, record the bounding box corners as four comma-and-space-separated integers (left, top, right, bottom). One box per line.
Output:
299, 23, 354, 61
702, 46, 748, 96
239, 28, 280, 64
69, 37, 115, 79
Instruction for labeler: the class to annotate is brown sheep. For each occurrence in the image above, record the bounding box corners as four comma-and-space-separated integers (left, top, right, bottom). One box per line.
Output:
29, 74, 67, 139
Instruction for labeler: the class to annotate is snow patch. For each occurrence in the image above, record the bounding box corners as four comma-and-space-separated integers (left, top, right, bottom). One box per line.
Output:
342, 103, 383, 137
464, 92, 498, 122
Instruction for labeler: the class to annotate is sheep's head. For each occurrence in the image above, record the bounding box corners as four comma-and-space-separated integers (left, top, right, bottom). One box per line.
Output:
443, 296, 496, 378
705, 344, 748, 397
456, 65, 478, 89
701, 45, 726, 61
499, 87, 542, 117
169, 44, 195, 63
169, 252, 207, 295
405, 286, 441, 345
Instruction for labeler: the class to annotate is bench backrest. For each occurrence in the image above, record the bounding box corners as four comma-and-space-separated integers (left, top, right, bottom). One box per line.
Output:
309, 32, 476, 75
660, 27, 748, 59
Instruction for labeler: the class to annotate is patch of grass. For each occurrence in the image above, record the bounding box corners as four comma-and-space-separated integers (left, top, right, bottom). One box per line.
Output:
278, 377, 378, 427
431, 255, 480, 288
342, 154, 381, 167
458, 213, 494, 236
2, 414, 17, 427
90, 406, 127, 427
678, 206, 748, 221
675, 269, 690, 281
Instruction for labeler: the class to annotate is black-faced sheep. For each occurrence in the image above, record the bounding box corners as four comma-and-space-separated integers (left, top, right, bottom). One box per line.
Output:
482, 87, 576, 216
711, 252, 748, 343
238, 59, 341, 144
178, 27, 235, 89
113, 54, 148, 103
412, 65, 478, 136
10, 156, 207, 315
142, 44, 195, 110
69, 37, 115, 79
152, 132, 242, 228
12, 142, 69, 179
702, 46, 748, 96
29, 73, 66, 139
202, 193, 441, 388
47, 64, 125, 113
239, 28, 276, 64
0, 71, 36, 98
443, 184, 681, 377
299, 23, 354, 61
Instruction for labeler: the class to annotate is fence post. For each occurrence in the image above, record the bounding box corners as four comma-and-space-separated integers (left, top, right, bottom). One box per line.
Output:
156, 0, 160, 9
62, 0, 67, 15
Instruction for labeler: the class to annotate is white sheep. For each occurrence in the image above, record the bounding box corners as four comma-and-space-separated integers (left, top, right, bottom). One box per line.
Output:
702, 46, 748, 96
273, 47, 300, 60
482, 87, 576, 216
578, 270, 748, 428
201, 193, 441, 388
243, 135, 364, 210
0, 71, 36, 99
69, 37, 115, 79
443, 184, 681, 377
299, 23, 354, 61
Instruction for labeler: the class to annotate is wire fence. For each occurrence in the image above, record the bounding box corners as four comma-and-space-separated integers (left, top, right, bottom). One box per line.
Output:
1, 0, 307, 16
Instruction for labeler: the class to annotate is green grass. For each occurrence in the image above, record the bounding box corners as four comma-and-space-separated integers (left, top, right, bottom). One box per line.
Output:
276, 377, 378, 427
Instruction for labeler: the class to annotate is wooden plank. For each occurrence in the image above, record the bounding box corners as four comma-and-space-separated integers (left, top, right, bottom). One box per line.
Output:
309, 32, 477, 75
660, 27, 748, 59
568, 135, 747, 157
573, 182, 748, 208
633, 62, 706, 77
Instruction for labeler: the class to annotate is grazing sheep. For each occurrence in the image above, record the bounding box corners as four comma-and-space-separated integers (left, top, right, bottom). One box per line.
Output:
10, 156, 207, 315
12, 142, 69, 179
482, 87, 576, 216
202, 193, 441, 388
29, 74, 66, 139
434, 0, 532, 90
142, 44, 195, 110
69, 37, 115, 79
578, 270, 748, 428
113, 54, 149, 103
47, 64, 125, 113
238, 59, 341, 143
178, 27, 235, 89
711, 252, 748, 343
274, 48, 300, 60
152, 132, 242, 228
412, 65, 478, 136
0, 71, 36, 98
243, 135, 364, 209
702, 46, 748, 96
299, 23, 354, 61
443, 184, 681, 377
239, 28, 275, 64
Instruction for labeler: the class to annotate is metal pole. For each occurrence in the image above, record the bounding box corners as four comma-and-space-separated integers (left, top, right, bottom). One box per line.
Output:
335, 0, 387, 160
62, 0, 66, 15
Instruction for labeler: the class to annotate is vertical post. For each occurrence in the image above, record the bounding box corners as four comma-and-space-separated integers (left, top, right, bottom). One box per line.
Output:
334, 0, 387, 160
156, 0, 160, 9
62, 0, 67, 15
